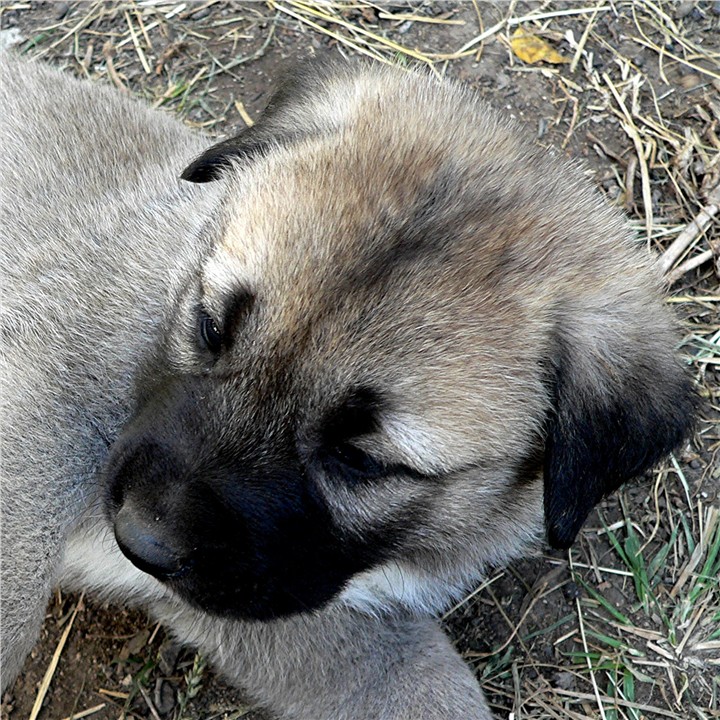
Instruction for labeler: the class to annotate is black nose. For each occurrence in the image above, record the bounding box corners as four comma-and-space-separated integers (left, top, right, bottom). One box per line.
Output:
114, 502, 189, 580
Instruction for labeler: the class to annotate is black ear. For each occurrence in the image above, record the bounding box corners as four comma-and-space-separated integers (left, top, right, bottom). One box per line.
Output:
181, 128, 288, 183
181, 55, 351, 183
544, 335, 696, 549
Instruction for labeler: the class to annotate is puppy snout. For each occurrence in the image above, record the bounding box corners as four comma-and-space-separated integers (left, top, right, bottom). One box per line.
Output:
114, 501, 189, 580
107, 438, 196, 580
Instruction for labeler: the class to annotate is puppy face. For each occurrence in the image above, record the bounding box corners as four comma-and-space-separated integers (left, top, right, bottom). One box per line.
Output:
106, 60, 694, 620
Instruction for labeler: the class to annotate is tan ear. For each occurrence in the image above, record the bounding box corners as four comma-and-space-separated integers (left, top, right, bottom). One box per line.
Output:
181, 55, 348, 183
544, 327, 695, 549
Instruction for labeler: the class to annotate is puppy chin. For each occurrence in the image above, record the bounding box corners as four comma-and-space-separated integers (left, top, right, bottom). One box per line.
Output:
339, 562, 463, 616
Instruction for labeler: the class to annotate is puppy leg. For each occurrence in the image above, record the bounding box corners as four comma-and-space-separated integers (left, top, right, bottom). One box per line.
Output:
164, 603, 493, 720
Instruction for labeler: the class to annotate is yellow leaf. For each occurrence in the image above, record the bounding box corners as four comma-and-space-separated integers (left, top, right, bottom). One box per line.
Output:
510, 28, 570, 65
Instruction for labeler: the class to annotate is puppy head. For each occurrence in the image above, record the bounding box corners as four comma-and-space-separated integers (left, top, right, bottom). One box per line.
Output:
107, 59, 695, 619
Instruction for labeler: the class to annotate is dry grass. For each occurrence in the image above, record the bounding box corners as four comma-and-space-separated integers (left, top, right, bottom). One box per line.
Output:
0, 2, 717, 719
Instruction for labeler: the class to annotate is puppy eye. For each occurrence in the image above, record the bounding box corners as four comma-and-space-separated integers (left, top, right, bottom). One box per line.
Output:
332, 443, 386, 479
320, 444, 425, 485
198, 311, 223, 353
324, 443, 426, 484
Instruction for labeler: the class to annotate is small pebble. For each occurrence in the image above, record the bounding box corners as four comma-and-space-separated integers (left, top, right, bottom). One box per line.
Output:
675, 1, 694, 19
680, 73, 702, 89
563, 581, 582, 601
154, 679, 175, 715
494, 72, 510, 90
54, 2, 69, 19
554, 670, 577, 691
191, 7, 211, 20
158, 639, 182, 675
0, 26, 23, 46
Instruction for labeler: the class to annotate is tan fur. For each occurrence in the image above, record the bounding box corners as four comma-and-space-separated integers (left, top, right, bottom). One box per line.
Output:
1, 54, 693, 719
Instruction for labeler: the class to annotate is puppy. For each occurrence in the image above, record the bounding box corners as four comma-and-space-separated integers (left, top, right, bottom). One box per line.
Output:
0, 54, 694, 719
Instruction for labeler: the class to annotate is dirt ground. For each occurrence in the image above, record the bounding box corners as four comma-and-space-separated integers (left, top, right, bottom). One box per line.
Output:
1, 2, 718, 719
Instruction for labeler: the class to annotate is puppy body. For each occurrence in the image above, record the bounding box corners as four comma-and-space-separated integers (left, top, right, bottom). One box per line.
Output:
0, 56, 215, 684
0, 55, 693, 719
